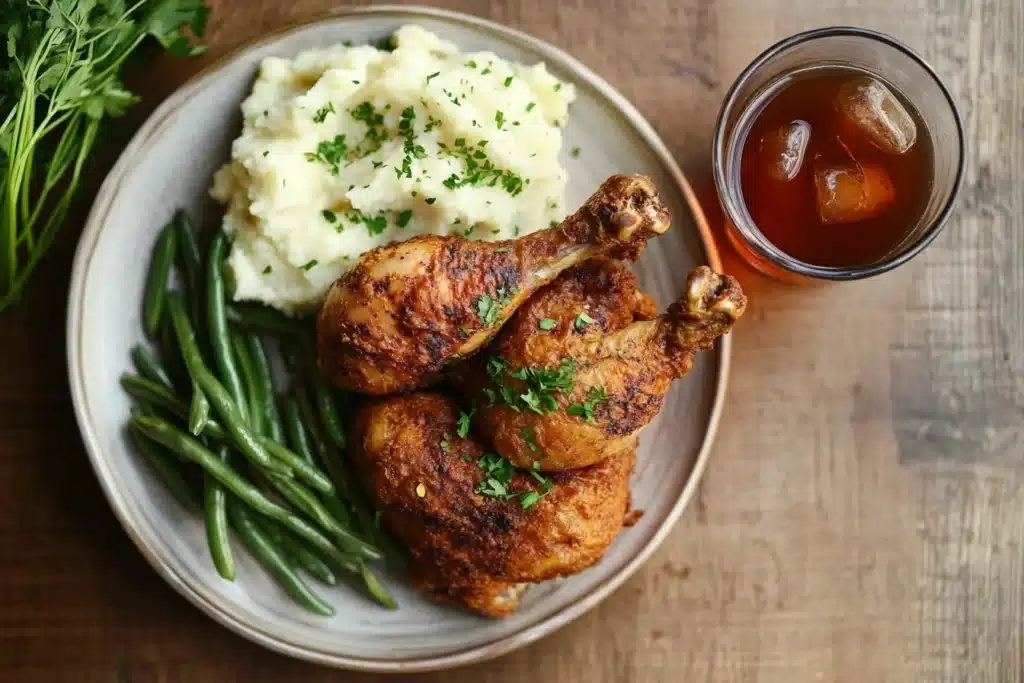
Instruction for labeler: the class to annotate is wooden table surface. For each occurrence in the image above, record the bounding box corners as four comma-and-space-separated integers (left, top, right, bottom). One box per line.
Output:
1, 0, 1019, 681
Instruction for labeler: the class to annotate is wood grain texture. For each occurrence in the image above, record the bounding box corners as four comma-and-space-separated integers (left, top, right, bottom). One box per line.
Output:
0, 0, 1019, 681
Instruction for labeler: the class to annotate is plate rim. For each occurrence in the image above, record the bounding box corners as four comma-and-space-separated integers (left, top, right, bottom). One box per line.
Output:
66, 4, 730, 673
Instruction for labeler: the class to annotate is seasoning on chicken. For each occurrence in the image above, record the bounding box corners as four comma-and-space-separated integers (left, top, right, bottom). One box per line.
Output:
317, 174, 671, 395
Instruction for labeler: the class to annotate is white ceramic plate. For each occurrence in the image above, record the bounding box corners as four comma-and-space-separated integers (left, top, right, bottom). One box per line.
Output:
67, 5, 728, 673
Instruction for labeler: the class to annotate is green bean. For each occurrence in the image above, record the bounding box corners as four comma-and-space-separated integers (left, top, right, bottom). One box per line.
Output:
206, 231, 248, 418
130, 414, 381, 562
295, 386, 375, 535
128, 425, 200, 510
226, 500, 334, 616
204, 446, 235, 580
282, 396, 314, 465
131, 344, 174, 389
121, 373, 227, 441
158, 316, 190, 393
300, 338, 347, 450
230, 329, 264, 435
258, 436, 334, 495
165, 294, 291, 476
282, 393, 354, 526
358, 560, 397, 609
122, 370, 332, 494
188, 380, 210, 436
229, 302, 312, 338
266, 473, 361, 548
143, 222, 177, 338
174, 211, 204, 320
247, 333, 284, 442
267, 524, 337, 586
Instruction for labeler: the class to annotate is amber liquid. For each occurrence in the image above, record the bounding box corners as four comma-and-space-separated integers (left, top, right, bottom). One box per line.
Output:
739, 67, 934, 267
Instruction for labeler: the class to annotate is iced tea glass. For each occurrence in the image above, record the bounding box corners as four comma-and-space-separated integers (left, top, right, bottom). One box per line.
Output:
712, 27, 965, 282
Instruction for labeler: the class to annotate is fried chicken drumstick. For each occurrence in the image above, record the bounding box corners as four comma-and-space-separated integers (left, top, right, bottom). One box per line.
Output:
455, 264, 746, 471
317, 174, 671, 395
350, 392, 635, 617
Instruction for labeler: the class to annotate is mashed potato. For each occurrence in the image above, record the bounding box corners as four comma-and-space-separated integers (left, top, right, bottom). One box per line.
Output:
211, 25, 576, 313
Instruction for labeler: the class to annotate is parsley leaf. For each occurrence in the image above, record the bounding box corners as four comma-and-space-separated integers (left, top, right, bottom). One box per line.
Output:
397, 210, 413, 228
457, 404, 476, 438
538, 318, 557, 331
520, 425, 539, 452
426, 71, 440, 83
262, 265, 272, 275
574, 311, 597, 331
312, 102, 335, 123
494, 110, 505, 129
566, 386, 610, 423
322, 209, 337, 223
301, 259, 319, 271
503, 76, 513, 87
305, 135, 348, 175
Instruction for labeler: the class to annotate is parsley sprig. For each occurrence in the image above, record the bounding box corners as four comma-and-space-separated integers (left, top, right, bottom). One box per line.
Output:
0, 0, 209, 310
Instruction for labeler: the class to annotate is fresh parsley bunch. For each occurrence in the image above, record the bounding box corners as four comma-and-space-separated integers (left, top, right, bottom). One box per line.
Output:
0, 0, 210, 310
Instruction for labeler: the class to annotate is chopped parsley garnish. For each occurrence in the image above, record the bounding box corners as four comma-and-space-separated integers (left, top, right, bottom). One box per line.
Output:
475, 452, 552, 509
342, 40, 353, 47
574, 311, 597, 331
484, 356, 577, 414
301, 259, 319, 271
397, 210, 413, 228
481, 67, 492, 75
494, 110, 505, 129
439, 439, 450, 452
312, 102, 335, 123
526, 102, 536, 112
262, 150, 269, 157
395, 106, 427, 179
305, 135, 348, 175
538, 318, 557, 331
553, 83, 562, 92
466, 60, 478, 68
352, 80, 360, 84
375, 37, 392, 51
520, 425, 539, 452
457, 404, 476, 438
438, 139, 525, 196
322, 209, 337, 223
503, 76, 513, 87
426, 71, 440, 83
346, 209, 388, 235
262, 266, 272, 274
372, 160, 384, 169
475, 288, 513, 325
571, 146, 581, 158
425, 197, 436, 205
567, 386, 610, 423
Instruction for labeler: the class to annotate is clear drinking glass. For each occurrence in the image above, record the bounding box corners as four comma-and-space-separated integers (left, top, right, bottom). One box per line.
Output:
712, 27, 966, 282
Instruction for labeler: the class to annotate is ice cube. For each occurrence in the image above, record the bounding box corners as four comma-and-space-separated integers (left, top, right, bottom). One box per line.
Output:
760, 120, 811, 181
835, 76, 917, 155
814, 161, 896, 225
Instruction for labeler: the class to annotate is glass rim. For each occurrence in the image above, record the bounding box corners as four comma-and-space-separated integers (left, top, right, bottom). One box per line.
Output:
711, 26, 967, 281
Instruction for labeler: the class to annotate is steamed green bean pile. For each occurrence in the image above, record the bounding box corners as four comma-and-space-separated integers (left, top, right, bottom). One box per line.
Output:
124, 210, 395, 615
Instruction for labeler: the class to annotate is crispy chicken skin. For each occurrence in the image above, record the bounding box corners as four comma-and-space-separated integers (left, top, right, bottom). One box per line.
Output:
350, 392, 635, 617
457, 265, 746, 471
317, 174, 671, 395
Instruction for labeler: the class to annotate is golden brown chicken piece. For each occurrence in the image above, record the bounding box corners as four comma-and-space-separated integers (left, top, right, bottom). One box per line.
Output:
317, 174, 671, 395
456, 265, 746, 471
350, 392, 635, 617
